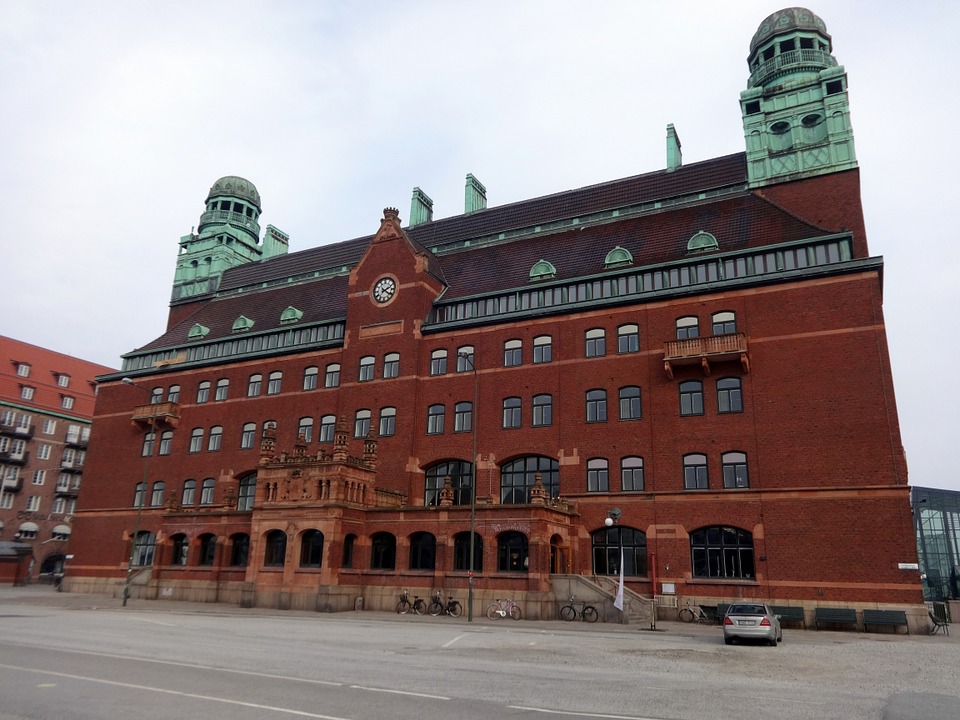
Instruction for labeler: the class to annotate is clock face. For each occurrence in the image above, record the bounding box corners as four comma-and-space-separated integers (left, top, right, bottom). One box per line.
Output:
373, 277, 397, 304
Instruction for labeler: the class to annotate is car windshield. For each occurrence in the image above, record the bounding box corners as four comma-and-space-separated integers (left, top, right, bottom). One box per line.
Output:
728, 605, 766, 615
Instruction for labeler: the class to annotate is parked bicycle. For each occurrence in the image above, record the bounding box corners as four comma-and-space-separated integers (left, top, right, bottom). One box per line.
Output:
678, 601, 712, 624
485, 598, 522, 620
428, 591, 463, 617
559, 596, 599, 623
396, 589, 426, 615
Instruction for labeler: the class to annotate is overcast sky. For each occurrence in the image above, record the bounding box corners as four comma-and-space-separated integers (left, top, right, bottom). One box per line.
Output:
1, 1, 957, 491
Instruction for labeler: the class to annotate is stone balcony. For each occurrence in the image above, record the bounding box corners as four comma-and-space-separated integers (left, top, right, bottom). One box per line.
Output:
663, 333, 750, 379
131, 402, 181, 429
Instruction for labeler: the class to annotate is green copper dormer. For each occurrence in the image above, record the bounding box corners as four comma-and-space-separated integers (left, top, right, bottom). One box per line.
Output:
740, 8, 856, 188
172, 176, 289, 303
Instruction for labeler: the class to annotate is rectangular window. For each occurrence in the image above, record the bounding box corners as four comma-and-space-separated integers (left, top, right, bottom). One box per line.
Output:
621, 457, 644, 492
717, 378, 743, 413
502, 398, 521, 429
619, 387, 642, 420
189, 429, 204, 453
684, 455, 709, 490
42, 419, 56, 434
17, 363, 31, 377
61, 396, 75, 410
454, 402, 472, 433
57, 374, 71, 388
37, 444, 51, 460
532, 395, 552, 427
240, 424, 256, 449
21, 386, 35, 401
586, 390, 607, 423
27, 496, 41, 511
587, 460, 609, 492
679, 381, 704, 416
0, 493, 13, 509
32, 469, 46, 485
427, 405, 445, 434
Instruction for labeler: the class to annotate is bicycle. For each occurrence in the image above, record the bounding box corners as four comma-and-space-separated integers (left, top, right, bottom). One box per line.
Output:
485, 598, 522, 620
396, 589, 426, 615
559, 596, 599, 623
678, 601, 712, 624
428, 591, 463, 617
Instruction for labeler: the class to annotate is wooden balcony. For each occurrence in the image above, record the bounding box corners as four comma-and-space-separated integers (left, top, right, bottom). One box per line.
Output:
663, 333, 750, 379
131, 402, 181, 429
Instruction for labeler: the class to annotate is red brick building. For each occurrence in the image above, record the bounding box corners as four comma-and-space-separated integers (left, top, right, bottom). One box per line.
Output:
69, 8, 922, 625
0, 336, 114, 584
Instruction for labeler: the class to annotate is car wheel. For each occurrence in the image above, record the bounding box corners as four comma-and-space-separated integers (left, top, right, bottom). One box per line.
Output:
724, 637, 734, 645
777, 634, 783, 643
769, 638, 778, 647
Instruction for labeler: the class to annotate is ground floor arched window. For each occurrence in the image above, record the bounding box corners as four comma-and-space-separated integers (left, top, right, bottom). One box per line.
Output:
454, 532, 483, 573
497, 531, 528, 572
424, 460, 473, 506
300, 530, 324, 568
591, 526, 647, 576
264, 530, 287, 567
690, 526, 755, 579
371, 532, 396, 570
409, 531, 436, 570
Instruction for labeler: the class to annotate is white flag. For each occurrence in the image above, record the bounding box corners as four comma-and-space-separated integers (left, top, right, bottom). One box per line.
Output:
614, 547, 625, 611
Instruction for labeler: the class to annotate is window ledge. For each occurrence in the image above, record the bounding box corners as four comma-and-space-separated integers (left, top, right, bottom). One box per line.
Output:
687, 577, 759, 586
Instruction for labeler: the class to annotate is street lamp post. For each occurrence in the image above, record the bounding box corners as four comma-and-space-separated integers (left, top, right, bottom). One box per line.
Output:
121, 377, 154, 607
459, 352, 479, 622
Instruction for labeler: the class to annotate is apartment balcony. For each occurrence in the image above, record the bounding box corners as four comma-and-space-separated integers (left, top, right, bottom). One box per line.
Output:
55, 483, 79, 497
0, 450, 29, 466
131, 402, 181, 429
65, 430, 90, 448
663, 333, 750, 380
1, 475, 23, 492
59, 458, 84, 473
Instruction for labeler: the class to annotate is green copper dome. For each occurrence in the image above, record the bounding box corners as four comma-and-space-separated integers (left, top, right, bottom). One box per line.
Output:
206, 176, 261, 210
750, 8, 830, 55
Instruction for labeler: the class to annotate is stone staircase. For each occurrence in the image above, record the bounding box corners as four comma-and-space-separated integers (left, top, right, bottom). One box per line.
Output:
550, 574, 656, 626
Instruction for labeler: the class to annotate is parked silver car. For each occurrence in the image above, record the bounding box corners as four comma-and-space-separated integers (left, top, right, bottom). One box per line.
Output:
723, 603, 782, 646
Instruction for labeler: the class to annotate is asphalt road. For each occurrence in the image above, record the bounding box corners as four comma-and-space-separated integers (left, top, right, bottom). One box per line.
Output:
0, 587, 958, 720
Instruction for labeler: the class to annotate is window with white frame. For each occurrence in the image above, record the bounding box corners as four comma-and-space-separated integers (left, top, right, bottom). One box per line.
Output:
430, 349, 448, 376
503, 339, 522, 367
427, 404, 445, 434
621, 456, 644, 491
240, 423, 256, 449
208, 425, 222, 451
302, 366, 319, 390
189, 428, 204, 453
37, 444, 51, 460
27, 496, 41, 511
196, 381, 211, 403
43, 419, 56, 434
617, 324, 639, 353
383, 353, 400, 379
32, 469, 46, 485
354, 409, 371, 438
325, 364, 341, 388
16, 363, 31, 377
57, 374, 70, 388
587, 458, 609, 492
158, 430, 173, 456
585, 328, 606, 358
21, 386, 35, 400
267, 371, 282, 395
319, 415, 335, 443
297, 417, 313, 443
456, 347, 474, 372
61, 395, 75, 410
214, 379, 229, 401
533, 335, 553, 364
379, 407, 397, 437
359, 356, 375, 382
247, 374, 262, 397
167, 385, 180, 403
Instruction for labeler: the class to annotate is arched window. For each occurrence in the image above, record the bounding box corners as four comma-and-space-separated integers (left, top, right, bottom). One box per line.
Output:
171, 533, 189, 566
500, 456, 559, 504
297, 417, 313, 443
683, 453, 709, 490
585, 328, 606, 357
132, 531, 156, 566
619, 386, 642, 420
354, 409, 371, 438
200, 477, 215, 505
532, 394, 552, 427
150, 481, 165, 506
181, 479, 196, 506
319, 415, 336, 443
208, 426, 222, 451
198, 534, 217, 566
454, 402, 472, 433
240, 422, 256, 449
676, 316, 699, 339
717, 377, 743, 413
712, 311, 737, 336
587, 458, 609, 492
533, 335, 552, 364
359, 356, 375, 382
237, 473, 256, 511
679, 381, 704, 416
497, 532, 528, 572
189, 427, 204, 453
383, 352, 400, 379
167, 385, 180, 403
379, 407, 396, 437
230, 533, 249, 567
456, 347, 474, 372
621, 457, 644, 492
503, 339, 522, 367
300, 530, 324, 568
690, 526, 755, 579
586, 389, 607, 422
370, 532, 396, 570
303, 366, 319, 391
158, 430, 173, 456
617, 324, 639, 354
721, 451, 749, 489
342, 534, 356, 569
214, 378, 229, 401
196, 381, 211, 403
454, 532, 483, 573
132, 481, 146, 507
264, 530, 287, 567
247, 373, 262, 397
502, 397, 521, 429
267, 371, 282, 395
324, 363, 341, 388
409, 532, 436, 571
141, 432, 155, 457
424, 460, 473, 506
591, 526, 647, 576
427, 404, 445, 434
430, 349, 448, 376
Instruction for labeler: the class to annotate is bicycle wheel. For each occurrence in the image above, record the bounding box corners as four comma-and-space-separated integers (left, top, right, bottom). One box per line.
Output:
448, 602, 463, 618
485, 603, 500, 620
678, 607, 695, 623
413, 598, 427, 615
509, 604, 522, 621
396, 599, 410, 615
559, 605, 577, 622
582, 605, 599, 623
427, 600, 444, 616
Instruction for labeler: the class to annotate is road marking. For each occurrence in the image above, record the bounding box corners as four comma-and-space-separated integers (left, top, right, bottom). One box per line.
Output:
0, 662, 353, 719
442, 633, 467, 648
349, 685, 449, 700
0, 641, 342, 687
509, 707, 666, 720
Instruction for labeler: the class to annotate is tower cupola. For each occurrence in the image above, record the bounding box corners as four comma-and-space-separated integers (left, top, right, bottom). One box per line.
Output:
740, 8, 856, 187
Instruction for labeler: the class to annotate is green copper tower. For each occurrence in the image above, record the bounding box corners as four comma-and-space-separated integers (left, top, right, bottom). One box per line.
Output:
740, 8, 857, 187
172, 176, 289, 301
